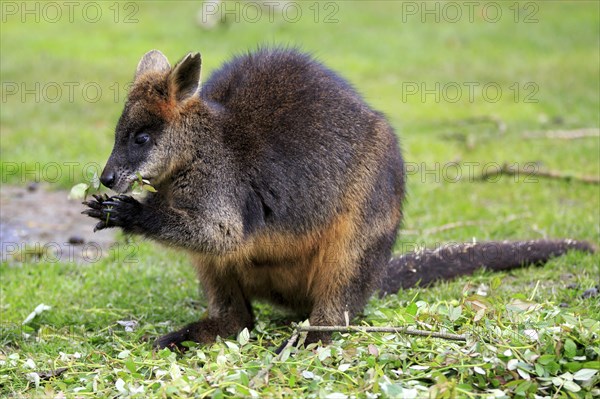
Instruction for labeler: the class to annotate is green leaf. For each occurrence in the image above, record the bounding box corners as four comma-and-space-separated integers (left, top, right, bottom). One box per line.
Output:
490, 275, 502, 290
562, 380, 581, 392
457, 383, 473, 391
538, 354, 555, 365
68, 183, 89, 200
474, 308, 486, 322
515, 380, 531, 395
237, 328, 250, 346
573, 368, 598, 381
405, 302, 417, 316
564, 339, 577, 359
546, 361, 560, 375
239, 371, 249, 386
582, 361, 600, 370
448, 305, 462, 322
131, 180, 141, 194
517, 368, 530, 380
564, 362, 582, 373
380, 382, 405, 397
91, 171, 100, 190
279, 347, 291, 363
124, 358, 137, 374
143, 184, 157, 193
318, 347, 332, 361
534, 363, 546, 377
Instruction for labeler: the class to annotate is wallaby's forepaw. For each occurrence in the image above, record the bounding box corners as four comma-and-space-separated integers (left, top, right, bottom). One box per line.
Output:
82, 194, 141, 231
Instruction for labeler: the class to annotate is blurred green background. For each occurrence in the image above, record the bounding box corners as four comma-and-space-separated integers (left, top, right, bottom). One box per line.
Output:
2, 1, 598, 181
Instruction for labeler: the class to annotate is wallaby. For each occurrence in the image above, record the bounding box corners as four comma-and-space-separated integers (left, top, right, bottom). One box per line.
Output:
83, 48, 593, 350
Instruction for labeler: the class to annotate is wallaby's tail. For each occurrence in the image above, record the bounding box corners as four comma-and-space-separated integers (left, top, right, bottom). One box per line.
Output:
380, 239, 595, 295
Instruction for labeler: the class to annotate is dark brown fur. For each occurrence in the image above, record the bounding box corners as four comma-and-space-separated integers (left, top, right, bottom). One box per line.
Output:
83, 49, 593, 350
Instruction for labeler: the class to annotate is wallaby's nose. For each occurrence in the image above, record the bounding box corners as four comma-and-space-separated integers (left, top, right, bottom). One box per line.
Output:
100, 169, 115, 188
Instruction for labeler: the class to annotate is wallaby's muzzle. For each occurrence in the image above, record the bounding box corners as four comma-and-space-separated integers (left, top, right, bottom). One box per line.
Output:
100, 168, 116, 189
99, 152, 131, 192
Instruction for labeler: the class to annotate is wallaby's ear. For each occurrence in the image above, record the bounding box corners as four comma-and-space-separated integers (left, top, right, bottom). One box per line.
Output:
169, 52, 202, 102
135, 50, 171, 80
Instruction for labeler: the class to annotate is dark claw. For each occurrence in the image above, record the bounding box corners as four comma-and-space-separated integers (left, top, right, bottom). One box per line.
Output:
101, 201, 120, 207
115, 195, 136, 203
92, 193, 109, 202
81, 209, 103, 218
93, 221, 106, 232
82, 200, 103, 210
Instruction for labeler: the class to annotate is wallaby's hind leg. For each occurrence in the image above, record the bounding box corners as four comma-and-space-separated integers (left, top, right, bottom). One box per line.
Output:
304, 297, 350, 346
154, 261, 253, 350
302, 231, 396, 346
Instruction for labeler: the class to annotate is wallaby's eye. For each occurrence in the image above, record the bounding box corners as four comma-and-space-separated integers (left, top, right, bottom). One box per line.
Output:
134, 133, 150, 145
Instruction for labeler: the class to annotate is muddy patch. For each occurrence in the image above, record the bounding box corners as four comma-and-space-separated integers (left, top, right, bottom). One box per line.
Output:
1, 184, 116, 263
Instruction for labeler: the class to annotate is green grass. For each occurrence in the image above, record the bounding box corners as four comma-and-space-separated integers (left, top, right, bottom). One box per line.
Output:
1, 1, 599, 397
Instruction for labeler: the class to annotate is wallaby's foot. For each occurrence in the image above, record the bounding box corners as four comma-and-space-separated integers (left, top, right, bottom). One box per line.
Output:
154, 318, 252, 351
82, 194, 140, 231
153, 321, 211, 351
154, 326, 195, 351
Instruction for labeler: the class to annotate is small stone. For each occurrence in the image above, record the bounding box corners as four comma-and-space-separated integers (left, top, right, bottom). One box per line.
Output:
26, 182, 39, 192
559, 302, 569, 308
581, 287, 598, 299
566, 283, 579, 289
68, 235, 85, 245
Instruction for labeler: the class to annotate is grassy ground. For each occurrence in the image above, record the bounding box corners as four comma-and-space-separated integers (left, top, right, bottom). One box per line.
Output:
1, 1, 599, 398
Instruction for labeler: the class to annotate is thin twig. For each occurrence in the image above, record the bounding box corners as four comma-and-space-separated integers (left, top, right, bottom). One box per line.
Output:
421, 220, 483, 235
523, 128, 599, 140
294, 325, 467, 342
476, 163, 599, 185
402, 221, 483, 236
401, 213, 530, 236
454, 115, 507, 134
248, 324, 466, 387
